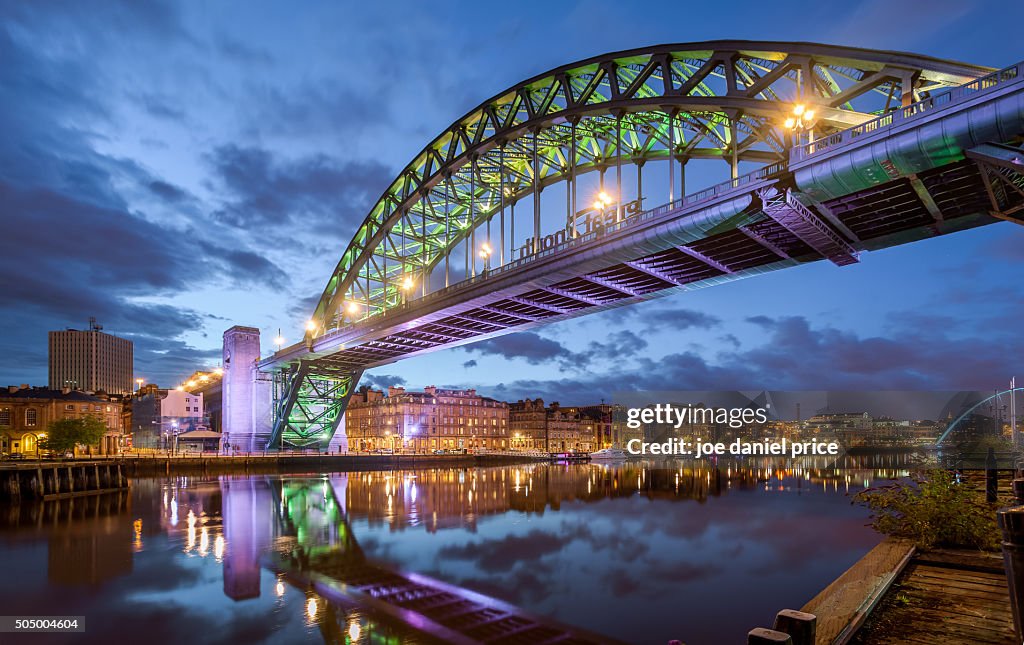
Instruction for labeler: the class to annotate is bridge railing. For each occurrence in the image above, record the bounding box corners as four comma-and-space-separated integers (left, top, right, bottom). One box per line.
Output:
308, 160, 788, 343
792, 61, 1024, 161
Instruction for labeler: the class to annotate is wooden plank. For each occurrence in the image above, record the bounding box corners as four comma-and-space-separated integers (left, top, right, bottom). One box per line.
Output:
908, 567, 1008, 587
801, 537, 915, 645
902, 578, 1010, 598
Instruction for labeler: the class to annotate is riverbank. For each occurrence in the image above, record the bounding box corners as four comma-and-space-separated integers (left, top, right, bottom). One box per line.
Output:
115, 452, 544, 476
0, 453, 546, 479
781, 470, 1017, 644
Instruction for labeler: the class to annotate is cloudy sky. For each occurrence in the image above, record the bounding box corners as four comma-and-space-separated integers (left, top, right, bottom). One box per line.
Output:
2, 0, 1023, 405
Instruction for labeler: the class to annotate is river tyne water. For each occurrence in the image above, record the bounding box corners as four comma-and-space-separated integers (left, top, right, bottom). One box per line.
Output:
0, 454, 920, 645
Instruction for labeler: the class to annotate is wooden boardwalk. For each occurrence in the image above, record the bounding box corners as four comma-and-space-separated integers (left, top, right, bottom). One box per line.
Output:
852, 549, 1015, 644
801, 538, 915, 644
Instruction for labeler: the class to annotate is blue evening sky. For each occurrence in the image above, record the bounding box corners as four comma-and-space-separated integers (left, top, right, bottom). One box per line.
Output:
1, 0, 1022, 403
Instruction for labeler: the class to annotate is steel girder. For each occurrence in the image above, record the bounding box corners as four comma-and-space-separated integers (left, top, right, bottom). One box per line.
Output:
270, 361, 362, 449
966, 143, 1024, 224
309, 42, 987, 337
758, 187, 860, 265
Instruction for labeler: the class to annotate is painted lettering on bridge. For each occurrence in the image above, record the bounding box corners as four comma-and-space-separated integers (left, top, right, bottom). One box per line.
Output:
516, 198, 644, 259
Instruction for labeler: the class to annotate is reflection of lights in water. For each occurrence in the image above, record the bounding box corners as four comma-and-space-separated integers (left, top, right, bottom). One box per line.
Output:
306, 598, 318, 619
199, 526, 209, 556
133, 519, 143, 551
275, 581, 285, 597
214, 534, 225, 561
348, 621, 361, 641
467, 489, 473, 504
514, 470, 521, 492
186, 510, 197, 552
410, 483, 417, 503
169, 498, 178, 526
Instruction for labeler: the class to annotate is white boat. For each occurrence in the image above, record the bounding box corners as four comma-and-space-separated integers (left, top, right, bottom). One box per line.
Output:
590, 446, 628, 460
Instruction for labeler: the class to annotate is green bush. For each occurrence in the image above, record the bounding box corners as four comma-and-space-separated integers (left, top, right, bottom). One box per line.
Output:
854, 469, 999, 550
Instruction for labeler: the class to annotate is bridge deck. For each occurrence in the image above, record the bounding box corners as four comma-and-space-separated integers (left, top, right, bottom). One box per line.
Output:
283, 156, 996, 374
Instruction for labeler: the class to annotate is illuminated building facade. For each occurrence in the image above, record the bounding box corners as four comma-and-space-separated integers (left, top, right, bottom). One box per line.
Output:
0, 386, 125, 455
345, 386, 509, 452
508, 400, 601, 452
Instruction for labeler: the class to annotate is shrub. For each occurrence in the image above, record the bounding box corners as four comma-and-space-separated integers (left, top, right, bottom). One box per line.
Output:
854, 469, 999, 550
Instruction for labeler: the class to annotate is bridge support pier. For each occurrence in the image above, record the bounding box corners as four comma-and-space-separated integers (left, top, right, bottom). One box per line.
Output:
222, 326, 273, 451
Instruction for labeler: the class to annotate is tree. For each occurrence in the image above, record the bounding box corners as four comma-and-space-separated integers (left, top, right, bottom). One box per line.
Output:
40, 416, 107, 454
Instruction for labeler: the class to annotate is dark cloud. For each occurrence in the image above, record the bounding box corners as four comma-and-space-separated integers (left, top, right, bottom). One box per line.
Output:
462, 359, 478, 369
465, 332, 576, 366
206, 144, 394, 232
0, 10, 289, 386
596, 304, 721, 332
361, 374, 407, 390
476, 308, 1024, 404
147, 179, 189, 202
463, 329, 648, 371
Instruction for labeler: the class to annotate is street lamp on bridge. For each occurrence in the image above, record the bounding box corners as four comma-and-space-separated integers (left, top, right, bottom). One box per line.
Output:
784, 103, 817, 146
273, 329, 285, 352
478, 243, 492, 274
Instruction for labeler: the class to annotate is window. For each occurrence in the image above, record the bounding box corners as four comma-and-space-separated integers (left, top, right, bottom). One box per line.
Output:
0, 408, 9, 426
25, 409, 37, 427
65, 404, 74, 411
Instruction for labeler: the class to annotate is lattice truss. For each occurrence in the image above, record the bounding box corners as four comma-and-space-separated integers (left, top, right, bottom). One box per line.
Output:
309, 44, 982, 336
967, 143, 1024, 222
271, 362, 362, 447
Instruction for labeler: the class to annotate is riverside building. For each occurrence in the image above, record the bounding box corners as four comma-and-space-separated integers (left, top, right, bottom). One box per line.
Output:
345, 386, 509, 452
0, 385, 126, 456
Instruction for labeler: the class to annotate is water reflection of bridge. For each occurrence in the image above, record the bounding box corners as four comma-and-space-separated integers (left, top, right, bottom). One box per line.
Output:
0, 458, 920, 643
243, 473, 621, 644
222, 458, 916, 644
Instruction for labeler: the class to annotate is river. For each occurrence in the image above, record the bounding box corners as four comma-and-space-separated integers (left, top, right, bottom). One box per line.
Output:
0, 454, 918, 644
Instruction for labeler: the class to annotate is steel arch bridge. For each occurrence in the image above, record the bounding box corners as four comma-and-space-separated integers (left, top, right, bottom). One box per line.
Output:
241, 41, 1024, 449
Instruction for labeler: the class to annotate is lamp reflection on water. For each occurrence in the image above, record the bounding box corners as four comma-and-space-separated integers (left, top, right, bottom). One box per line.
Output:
185, 510, 196, 552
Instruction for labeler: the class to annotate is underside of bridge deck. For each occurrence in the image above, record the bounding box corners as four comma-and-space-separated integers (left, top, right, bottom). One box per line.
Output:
300, 158, 999, 373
